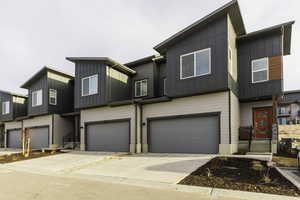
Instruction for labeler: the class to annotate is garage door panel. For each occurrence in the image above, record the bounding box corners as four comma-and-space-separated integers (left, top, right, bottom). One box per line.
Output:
149, 115, 219, 154
7, 129, 22, 149
86, 121, 129, 152
30, 127, 49, 149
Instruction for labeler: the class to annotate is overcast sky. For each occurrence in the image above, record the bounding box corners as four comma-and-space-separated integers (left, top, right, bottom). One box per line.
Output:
0, 0, 298, 94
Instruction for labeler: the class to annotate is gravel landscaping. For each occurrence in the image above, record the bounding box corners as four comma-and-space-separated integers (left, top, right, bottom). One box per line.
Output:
0, 150, 63, 164
179, 157, 300, 197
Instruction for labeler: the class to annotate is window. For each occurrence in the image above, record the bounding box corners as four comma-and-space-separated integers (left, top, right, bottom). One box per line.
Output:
228, 47, 233, 74
163, 78, 167, 96
32, 89, 43, 107
82, 75, 98, 96
49, 89, 57, 105
2, 101, 10, 115
252, 58, 268, 83
180, 48, 211, 79
135, 79, 147, 97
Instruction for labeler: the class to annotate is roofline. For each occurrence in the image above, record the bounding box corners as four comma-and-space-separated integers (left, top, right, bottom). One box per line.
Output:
21, 66, 74, 89
0, 90, 27, 98
124, 55, 156, 67
237, 21, 295, 40
154, 0, 246, 52
66, 57, 136, 75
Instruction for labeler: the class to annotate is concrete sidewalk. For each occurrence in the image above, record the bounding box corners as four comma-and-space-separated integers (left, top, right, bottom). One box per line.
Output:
0, 148, 22, 156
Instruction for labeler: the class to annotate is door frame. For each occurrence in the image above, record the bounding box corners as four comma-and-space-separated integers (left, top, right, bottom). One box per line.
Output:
252, 106, 273, 139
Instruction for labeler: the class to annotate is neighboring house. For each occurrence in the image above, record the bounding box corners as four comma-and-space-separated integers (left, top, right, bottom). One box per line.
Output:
278, 90, 300, 125
3, 67, 75, 149
67, 0, 294, 154
0, 90, 27, 148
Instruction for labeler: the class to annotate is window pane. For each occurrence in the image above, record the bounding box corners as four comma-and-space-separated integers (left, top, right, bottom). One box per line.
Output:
141, 80, 147, 96
89, 75, 98, 94
253, 59, 268, 71
82, 78, 89, 96
135, 81, 141, 97
253, 70, 267, 82
181, 54, 194, 78
37, 90, 43, 106
196, 50, 210, 75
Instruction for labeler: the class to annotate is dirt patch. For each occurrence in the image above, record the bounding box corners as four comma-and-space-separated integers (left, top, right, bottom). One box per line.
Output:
0, 150, 63, 164
179, 157, 300, 197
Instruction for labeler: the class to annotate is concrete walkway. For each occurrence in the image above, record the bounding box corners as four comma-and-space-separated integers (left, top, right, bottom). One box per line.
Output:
277, 167, 300, 190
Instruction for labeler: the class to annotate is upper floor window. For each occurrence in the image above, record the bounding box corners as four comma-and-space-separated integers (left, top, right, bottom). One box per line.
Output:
135, 79, 147, 97
252, 58, 268, 83
2, 101, 10, 115
82, 75, 98, 96
180, 48, 211, 79
49, 89, 57, 105
32, 89, 43, 107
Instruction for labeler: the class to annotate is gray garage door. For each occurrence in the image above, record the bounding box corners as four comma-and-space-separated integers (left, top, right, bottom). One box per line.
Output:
29, 127, 49, 149
7, 129, 22, 149
86, 121, 130, 152
149, 115, 219, 154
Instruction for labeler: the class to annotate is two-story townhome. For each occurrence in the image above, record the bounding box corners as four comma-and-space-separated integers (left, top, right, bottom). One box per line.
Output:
3, 66, 75, 149
68, 0, 294, 154
0, 90, 27, 148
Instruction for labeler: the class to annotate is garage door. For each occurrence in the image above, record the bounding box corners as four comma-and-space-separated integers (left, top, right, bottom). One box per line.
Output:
7, 129, 22, 148
149, 115, 219, 154
29, 127, 49, 149
86, 120, 130, 152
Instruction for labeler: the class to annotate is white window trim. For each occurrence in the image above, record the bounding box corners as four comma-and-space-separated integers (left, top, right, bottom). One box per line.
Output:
251, 57, 269, 83
32, 89, 43, 107
49, 89, 57, 105
135, 79, 148, 98
180, 48, 211, 80
81, 74, 98, 97
2, 101, 10, 115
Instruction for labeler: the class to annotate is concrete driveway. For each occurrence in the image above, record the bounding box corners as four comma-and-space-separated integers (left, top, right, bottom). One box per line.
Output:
4, 151, 127, 174
72, 153, 214, 184
3, 151, 214, 184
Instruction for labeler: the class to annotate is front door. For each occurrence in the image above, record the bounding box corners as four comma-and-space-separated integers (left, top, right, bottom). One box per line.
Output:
253, 107, 273, 139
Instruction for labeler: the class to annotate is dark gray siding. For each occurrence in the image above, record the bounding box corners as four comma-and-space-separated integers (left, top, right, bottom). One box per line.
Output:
0, 92, 13, 121
157, 62, 167, 97
131, 62, 155, 99
106, 67, 131, 102
165, 16, 228, 98
74, 61, 106, 109
237, 33, 283, 101
281, 92, 300, 104
48, 78, 74, 114
27, 76, 48, 116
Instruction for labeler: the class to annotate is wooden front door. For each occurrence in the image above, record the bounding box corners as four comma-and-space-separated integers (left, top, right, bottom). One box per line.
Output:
253, 107, 273, 139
